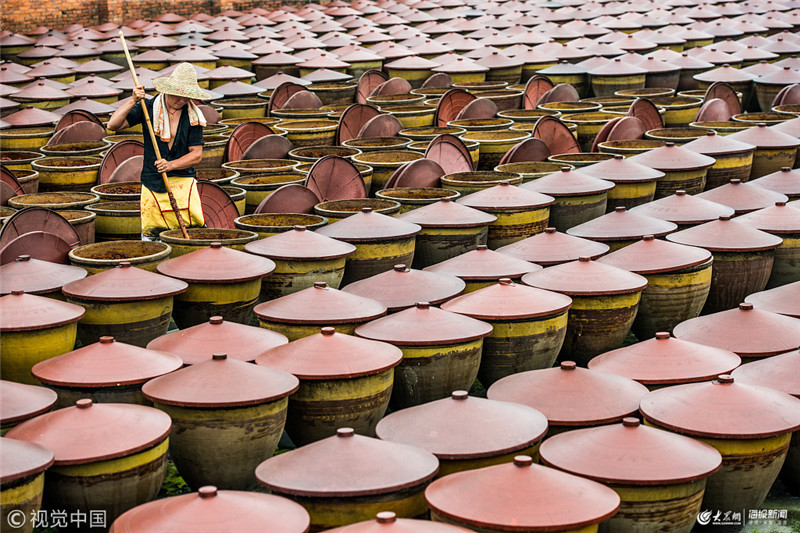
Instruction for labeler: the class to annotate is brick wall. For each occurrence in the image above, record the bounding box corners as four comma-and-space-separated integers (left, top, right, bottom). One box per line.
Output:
2, 0, 311, 33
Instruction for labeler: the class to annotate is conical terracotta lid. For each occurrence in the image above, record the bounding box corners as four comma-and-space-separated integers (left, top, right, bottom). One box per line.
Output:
110, 486, 311, 533
342, 265, 465, 312
157, 242, 274, 283
637, 56, 681, 74
396, 198, 497, 228
57, 97, 116, 115
383, 56, 439, 70
204, 65, 253, 80
32, 336, 182, 388
488, 361, 648, 426
253, 281, 387, 324
441, 278, 572, 320
566, 207, 677, 242
171, 45, 219, 62
630, 191, 734, 225
3, 106, 60, 127
432, 57, 488, 74
770, 117, 800, 139
597, 235, 711, 274
673, 302, 800, 358
62, 262, 188, 301
132, 49, 175, 63
254, 72, 310, 90
522, 256, 648, 295
212, 81, 262, 97
376, 390, 547, 460
142, 353, 298, 408
0, 67, 32, 85
457, 182, 554, 210
23, 62, 74, 79
742, 61, 781, 78
475, 52, 523, 69
682, 130, 755, 156
355, 301, 493, 346
577, 155, 665, 183
588, 332, 741, 385
539, 417, 721, 485
536, 61, 588, 75
71, 58, 123, 76
301, 69, 353, 83
521, 167, 615, 196
6, 399, 171, 465
256, 327, 402, 379
316, 208, 421, 242
729, 123, 800, 149
326, 512, 470, 533
732, 350, 800, 398
0, 255, 86, 295
0, 290, 85, 332
253, 52, 299, 66
423, 245, 542, 281
694, 64, 756, 83
133, 34, 179, 49
755, 66, 800, 86
750, 167, 800, 197
66, 79, 122, 99
696, 180, 789, 214
641, 374, 800, 439
146, 316, 288, 365
0, 437, 54, 484
425, 455, 620, 531
0, 380, 58, 426
256, 427, 439, 496
17, 45, 60, 60
244, 226, 356, 260
628, 142, 716, 171
588, 58, 647, 76
496, 228, 610, 266
666, 215, 783, 252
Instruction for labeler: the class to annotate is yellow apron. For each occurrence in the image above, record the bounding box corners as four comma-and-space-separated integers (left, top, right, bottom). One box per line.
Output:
140, 177, 205, 238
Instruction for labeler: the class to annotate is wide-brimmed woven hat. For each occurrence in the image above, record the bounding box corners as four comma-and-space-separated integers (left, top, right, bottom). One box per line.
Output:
153, 63, 212, 100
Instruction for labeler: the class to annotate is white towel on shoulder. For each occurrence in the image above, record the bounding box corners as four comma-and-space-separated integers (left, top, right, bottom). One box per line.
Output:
151, 93, 207, 143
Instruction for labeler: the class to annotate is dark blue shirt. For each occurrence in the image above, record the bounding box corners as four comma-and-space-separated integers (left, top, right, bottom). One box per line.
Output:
125, 98, 204, 193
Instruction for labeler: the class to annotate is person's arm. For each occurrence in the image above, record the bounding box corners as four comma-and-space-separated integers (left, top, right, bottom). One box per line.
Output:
107, 85, 145, 131
154, 145, 202, 174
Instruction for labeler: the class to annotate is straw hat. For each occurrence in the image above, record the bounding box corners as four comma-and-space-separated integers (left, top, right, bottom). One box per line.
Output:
153, 63, 212, 100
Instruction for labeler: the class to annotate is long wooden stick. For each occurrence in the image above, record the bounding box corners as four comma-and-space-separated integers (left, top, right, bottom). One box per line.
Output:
119, 31, 190, 240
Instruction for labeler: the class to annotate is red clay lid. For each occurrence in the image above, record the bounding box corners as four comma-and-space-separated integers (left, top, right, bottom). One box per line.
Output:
256, 327, 402, 379
355, 301, 493, 346
143, 353, 298, 408
628, 142, 716, 171
496, 227, 610, 266
316, 208, 421, 242
539, 417, 721, 485
253, 282, 387, 324
10, 81, 72, 102
696, 180, 789, 215
395, 198, 497, 228
424, 456, 620, 531
694, 65, 756, 83
522, 256, 648, 296
732, 350, 800, 398
423, 245, 542, 281
682, 130, 755, 155
324, 512, 471, 533
521, 167, 615, 196
457, 182, 554, 210
32, 336, 182, 388
0, 255, 86, 295
566, 207, 677, 242
62, 262, 188, 302
0, 290, 85, 331
640, 374, 800, 439
745, 282, 800, 319
630, 190, 735, 225
244, 226, 356, 260
750, 167, 800, 197
6, 399, 171, 465
487, 361, 649, 426
376, 390, 547, 460
673, 302, 800, 358
0, 437, 54, 485
729, 123, 800, 149
441, 278, 572, 320
596, 235, 711, 274
256, 428, 439, 497
384, 56, 440, 70
109, 486, 311, 533
146, 316, 288, 365
588, 332, 741, 385
3, 106, 61, 127
588, 58, 647, 76
342, 265, 465, 312
665, 215, 784, 252
0, 380, 58, 426
758, 66, 800, 86
157, 242, 275, 283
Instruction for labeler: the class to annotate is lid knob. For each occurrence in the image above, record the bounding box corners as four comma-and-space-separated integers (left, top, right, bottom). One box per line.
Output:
441, 197, 452, 203
716, 374, 734, 384
499, 180, 510, 186
514, 455, 533, 467
642, 235, 654, 241
739, 302, 754, 311
675, 190, 686, 196
665, 142, 675, 147
578, 256, 591, 262
477, 244, 488, 251
76, 398, 93, 409
545, 227, 556, 233
337, 427, 355, 438
655, 332, 670, 340
622, 417, 640, 428
376, 512, 397, 524
706, 131, 716, 136
614, 155, 623, 160
99, 336, 114, 344
212, 353, 227, 360
321, 327, 336, 336
209, 316, 223, 325
718, 215, 731, 221
118, 261, 131, 268
11, 289, 24, 295
415, 302, 430, 310
782, 167, 791, 172
560, 361, 577, 370
776, 201, 786, 207
729, 179, 740, 185
198, 486, 218, 499
314, 282, 328, 289
614, 206, 626, 212
561, 167, 571, 172
498, 278, 514, 286
451, 390, 469, 400
16, 255, 30, 262
210, 242, 222, 249
361, 207, 373, 213
394, 264, 408, 272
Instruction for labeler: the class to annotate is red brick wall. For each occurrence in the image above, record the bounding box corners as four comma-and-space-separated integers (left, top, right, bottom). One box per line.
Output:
2, 0, 311, 33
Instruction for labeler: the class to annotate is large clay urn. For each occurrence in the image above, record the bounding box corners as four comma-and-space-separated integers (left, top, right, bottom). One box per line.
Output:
682, 131, 756, 190
256, 428, 439, 531
0, 255, 86, 298
729, 123, 800, 179
640, 376, 800, 519
0, 437, 54, 533
423, 245, 542, 292
566, 207, 677, 252
142, 354, 298, 490
0, 380, 57, 435
256, 328, 402, 445
666, 216, 783, 313
496, 227, 609, 266
577, 155, 664, 211
342, 265, 465, 312
355, 303, 493, 408
540, 418, 722, 533
738, 202, 800, 287
628, 142, 716, 198
629, 190, 734, 229
522, 257, 648, 365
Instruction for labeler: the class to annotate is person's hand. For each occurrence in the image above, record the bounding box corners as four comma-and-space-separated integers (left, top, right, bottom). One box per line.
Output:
155, 158, 172, 174
132, 85, 145, 103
